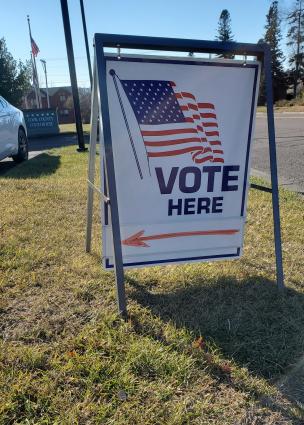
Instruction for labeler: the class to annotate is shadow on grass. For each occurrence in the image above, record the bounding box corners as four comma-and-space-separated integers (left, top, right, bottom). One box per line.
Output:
128, 275, 304, 380
0, 160, 15, 175
0, 153, 60, 179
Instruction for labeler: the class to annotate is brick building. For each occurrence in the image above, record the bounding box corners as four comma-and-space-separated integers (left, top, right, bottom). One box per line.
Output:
23, 86, 74, 124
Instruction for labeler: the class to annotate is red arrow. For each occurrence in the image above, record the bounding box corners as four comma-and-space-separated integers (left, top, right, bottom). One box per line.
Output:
122, 229, 239, 247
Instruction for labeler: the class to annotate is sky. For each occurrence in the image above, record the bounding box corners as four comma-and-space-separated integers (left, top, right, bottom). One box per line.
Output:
1, 0, 294, 88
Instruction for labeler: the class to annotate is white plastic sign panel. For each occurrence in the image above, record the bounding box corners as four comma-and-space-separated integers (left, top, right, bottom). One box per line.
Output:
102, 55, 260, 269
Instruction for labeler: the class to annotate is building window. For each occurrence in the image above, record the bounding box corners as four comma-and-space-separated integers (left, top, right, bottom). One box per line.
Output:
60, 95, 66, 101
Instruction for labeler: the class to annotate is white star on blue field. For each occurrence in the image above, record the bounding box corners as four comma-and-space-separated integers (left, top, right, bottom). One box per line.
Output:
122, 80, 186, 125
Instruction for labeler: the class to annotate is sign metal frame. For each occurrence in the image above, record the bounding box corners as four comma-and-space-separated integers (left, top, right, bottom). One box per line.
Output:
86, 34, 284, 317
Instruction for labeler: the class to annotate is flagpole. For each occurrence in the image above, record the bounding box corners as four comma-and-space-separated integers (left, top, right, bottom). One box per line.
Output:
33, 54, 42, 108
31, 52, 39, 108
27, 15, 41, 108
109, 70, 143, 179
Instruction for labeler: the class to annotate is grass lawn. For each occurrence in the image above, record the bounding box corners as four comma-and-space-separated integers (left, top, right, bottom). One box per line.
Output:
0, 147, 304, 424
59, 123, 91, 134
257, 105, 304, 112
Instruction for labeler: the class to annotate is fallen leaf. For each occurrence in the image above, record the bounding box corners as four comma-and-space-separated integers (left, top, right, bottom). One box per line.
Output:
220, 362, 232, 374
192, 336, 205, 349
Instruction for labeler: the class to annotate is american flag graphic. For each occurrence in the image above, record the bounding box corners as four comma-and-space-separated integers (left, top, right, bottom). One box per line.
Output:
31, 36, 40, 57
119, 79, 224, 164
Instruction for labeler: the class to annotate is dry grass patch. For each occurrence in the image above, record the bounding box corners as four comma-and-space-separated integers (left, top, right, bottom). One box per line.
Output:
0, 147, 303, 424
59, 123, 91, 134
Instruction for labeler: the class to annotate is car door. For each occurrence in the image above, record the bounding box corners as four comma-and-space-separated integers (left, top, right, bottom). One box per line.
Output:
0, 96, 9, 160
0, 97, 16, 159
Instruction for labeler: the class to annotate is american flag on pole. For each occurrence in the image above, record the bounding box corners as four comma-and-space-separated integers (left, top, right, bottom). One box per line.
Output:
31, 36, 40, 57
119, 79, 224, 164
31, 56, 39, 87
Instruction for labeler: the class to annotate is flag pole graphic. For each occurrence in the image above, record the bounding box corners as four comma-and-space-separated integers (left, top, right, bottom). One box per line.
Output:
109, 69, 143, 179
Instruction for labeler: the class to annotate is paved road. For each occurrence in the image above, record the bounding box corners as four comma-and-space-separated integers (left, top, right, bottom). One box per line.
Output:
252, 113, 304, 194
0, 117, 303, 194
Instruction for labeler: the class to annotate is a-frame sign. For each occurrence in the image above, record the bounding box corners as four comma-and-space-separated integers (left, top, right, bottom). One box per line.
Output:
86, 34, 284, 317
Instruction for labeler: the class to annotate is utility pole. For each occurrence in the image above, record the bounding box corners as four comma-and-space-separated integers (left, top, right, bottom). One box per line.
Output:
80, 0, 93, 87
294, 0, 302, 98
60, 0, 86, 152
40, 59, 50, 108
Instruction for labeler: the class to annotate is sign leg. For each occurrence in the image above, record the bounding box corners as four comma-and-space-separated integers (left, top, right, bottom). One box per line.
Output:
102, 143, 127, 317
264, 47, 284, 290
103, 158, 127, 318
96, 52, 127, 317
85, 76, 98, 253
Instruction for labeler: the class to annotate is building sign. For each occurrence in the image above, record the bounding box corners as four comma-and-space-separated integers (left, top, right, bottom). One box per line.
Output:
101, 56, 260, 269
23, 108, 59, 137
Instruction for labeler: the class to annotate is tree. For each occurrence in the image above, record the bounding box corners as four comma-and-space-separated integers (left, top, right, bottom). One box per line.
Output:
263, 1, 287, 102
286, 0, 304, 97
78, 87, 91, 123
0, 38, 31, 107
64, 87, 91, 123
216, 9, 234, 58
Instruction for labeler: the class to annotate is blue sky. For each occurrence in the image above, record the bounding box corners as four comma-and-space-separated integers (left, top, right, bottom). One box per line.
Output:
1, 0, 292, 88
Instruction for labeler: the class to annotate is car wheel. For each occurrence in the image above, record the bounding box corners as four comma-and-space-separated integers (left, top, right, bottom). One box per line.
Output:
12, 128, 28, 163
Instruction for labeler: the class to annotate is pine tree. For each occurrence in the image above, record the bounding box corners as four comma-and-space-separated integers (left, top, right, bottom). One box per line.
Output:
0, 38, 31, 107
286, 0, 304, 97
216, 9, 234, 58
263, 1, 287, 101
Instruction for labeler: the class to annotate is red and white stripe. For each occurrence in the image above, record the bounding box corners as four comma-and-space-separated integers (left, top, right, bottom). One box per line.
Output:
140, 82, 224, 164
31, 37, 40, 57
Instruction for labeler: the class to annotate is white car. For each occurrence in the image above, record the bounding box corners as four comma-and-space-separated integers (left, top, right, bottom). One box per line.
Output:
0, 96, 28, 163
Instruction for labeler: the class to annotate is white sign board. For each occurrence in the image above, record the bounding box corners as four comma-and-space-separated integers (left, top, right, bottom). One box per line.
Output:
102, 55, 260, 269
